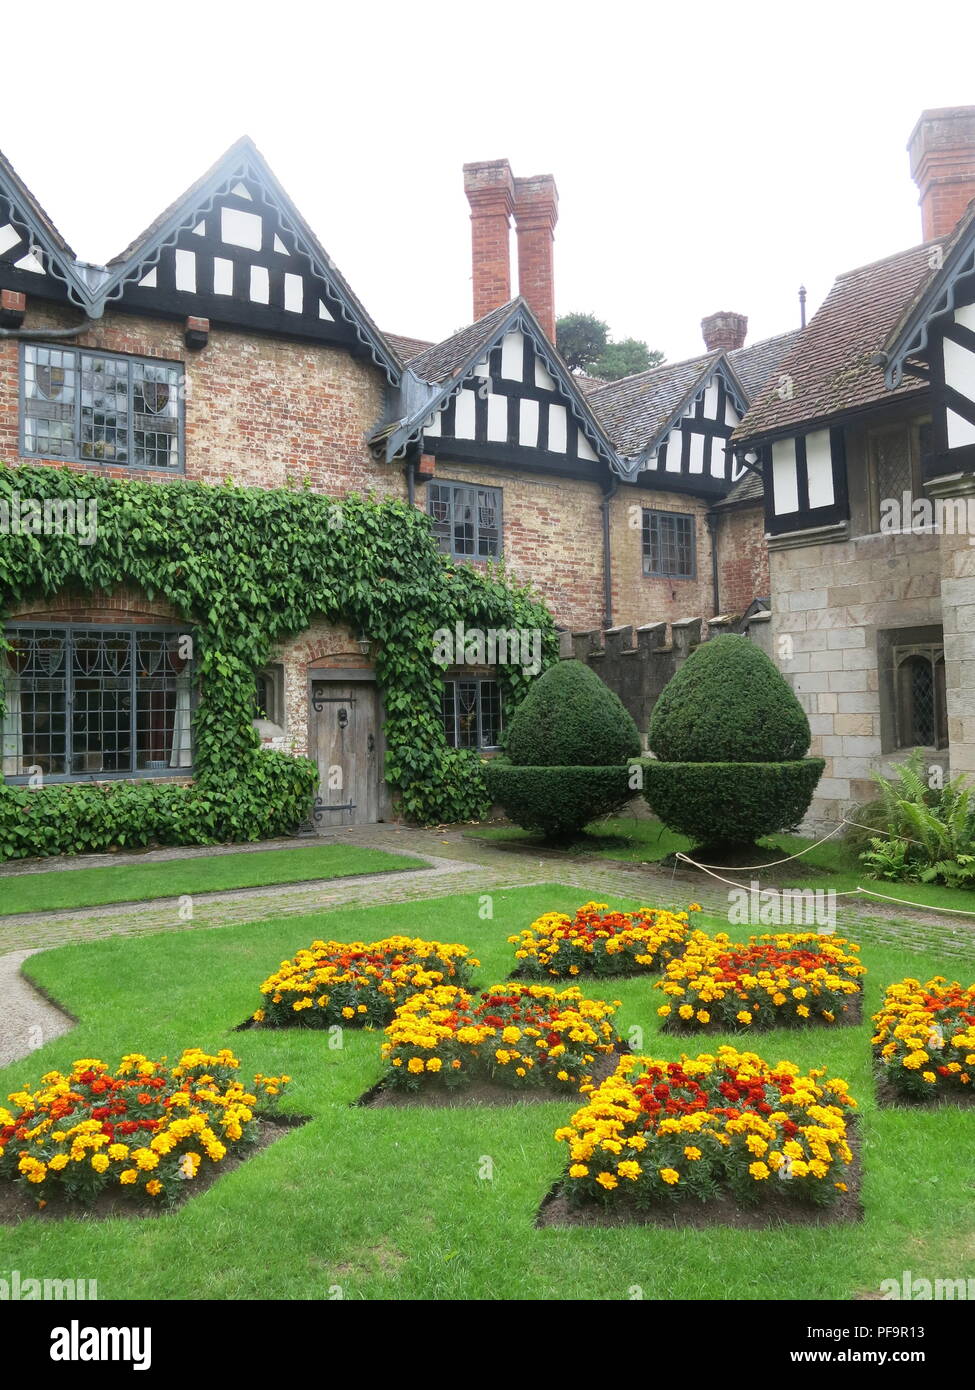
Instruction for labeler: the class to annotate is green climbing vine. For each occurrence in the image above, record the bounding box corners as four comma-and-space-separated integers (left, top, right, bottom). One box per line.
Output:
0, 463, 557, 859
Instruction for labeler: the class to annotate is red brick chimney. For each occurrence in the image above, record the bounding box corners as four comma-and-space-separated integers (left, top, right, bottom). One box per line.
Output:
701, 311, 748, 352
463, 159, 515, 322
909, 107, 975, 241
513, 174, 559, 340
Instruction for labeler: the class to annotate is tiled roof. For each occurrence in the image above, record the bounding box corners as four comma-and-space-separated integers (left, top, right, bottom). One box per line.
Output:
714, 466, 764, 507
385, 331, 434, 363
587, 351, 720, 457
406, 300, 521, 383
733, 241, 945, 443
728, 330, 800, 398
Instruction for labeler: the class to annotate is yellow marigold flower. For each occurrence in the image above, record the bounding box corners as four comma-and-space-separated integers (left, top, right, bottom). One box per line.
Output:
425, 1057, 442, 1073
596, 1171, 618, 1190
749, 1162, 770, 1180
569, 1164, 589, 1178
617, 1161, 641, 1180
407, 1058, 425, 1074
145, 1179, 163, 1197
683, 1146, 702, 1161
659, 1168, 680, 1185
119, 1169, 138, 1185
737, 1011, 752, 1024
48, 1154, 70, 1172
90, 1153, 110, 1174
696, 1010, 710, 1025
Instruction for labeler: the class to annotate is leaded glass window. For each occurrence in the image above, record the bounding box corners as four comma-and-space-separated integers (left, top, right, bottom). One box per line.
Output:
441, 678, 502, 750
22, 345, 182, 470
2, 626, 193, 781
642, 509, 695, 578
428, 482, 501, 559
893, 643, 947, 750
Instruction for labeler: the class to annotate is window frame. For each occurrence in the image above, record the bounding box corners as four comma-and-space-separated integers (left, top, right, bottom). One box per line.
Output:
441, 676, 503, 751
641, 507, 696, 580
20, 342, 185, 473
866, 416, 932, 533
427, 480, 503, 561
891, 640, 947, 751
2, 622, 196, 784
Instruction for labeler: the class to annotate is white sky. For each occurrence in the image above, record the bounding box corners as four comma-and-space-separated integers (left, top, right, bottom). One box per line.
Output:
5, 0, 975, 362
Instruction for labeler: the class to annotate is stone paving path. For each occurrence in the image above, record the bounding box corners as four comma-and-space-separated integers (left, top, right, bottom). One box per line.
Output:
1, 823, 973, 1067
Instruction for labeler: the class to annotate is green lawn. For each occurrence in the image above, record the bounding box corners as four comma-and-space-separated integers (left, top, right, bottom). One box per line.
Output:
0, 844, 426, 915
467, 817, 975, 917
1, 885, 973, 1301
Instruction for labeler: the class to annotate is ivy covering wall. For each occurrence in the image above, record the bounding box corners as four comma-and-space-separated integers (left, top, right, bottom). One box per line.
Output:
0, 464, 557, 859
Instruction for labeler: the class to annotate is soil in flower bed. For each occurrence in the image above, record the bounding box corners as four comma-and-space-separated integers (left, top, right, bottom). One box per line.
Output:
0, 1115, 308, 1225
536, 1129, 863, 1231
873, 1076, 975, 1110
357, 1045, 630, 1109
662, 994, 864, 1034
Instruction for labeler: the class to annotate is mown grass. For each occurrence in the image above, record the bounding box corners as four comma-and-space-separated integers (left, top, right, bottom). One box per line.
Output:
0, 844, 426, 916
467, 817, 975, 917
1, 885, 972, 1301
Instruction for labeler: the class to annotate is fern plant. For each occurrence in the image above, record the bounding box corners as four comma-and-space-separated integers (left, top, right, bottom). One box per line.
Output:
857, 751, 975, 887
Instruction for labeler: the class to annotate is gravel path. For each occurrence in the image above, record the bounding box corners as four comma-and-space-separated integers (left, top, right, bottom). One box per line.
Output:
1, 822, 973, 1068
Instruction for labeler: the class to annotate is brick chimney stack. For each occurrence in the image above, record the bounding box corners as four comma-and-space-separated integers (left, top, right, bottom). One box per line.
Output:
909, 106, 975, 241
513, 173, 559, 340
463, 159, 515, 322
701, 311, 748, 352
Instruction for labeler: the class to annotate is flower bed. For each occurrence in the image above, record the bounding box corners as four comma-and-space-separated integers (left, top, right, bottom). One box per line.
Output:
373, 983, 622, 1101
509, 901, 698, 980
655, 931, 865, 1031
545, 1046, 858, 1226
251, 936, 478, 1028
0, 1050, 288, 1211
872, 977, 975, 1104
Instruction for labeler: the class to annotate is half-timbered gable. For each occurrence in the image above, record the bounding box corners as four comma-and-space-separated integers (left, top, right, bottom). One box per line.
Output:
375, 298, 615, 479
97, 138, 398, 381
0, 150, 85, 309
883, 202, 975, 477
589, 352, 749, 496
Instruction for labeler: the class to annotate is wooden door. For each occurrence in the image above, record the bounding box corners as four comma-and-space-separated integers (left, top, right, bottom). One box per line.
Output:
310, 681, 383, 826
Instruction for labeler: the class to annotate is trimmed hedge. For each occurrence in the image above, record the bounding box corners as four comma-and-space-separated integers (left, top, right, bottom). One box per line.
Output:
0, 757, 317, 861
641, 759, 825, 845
485, 762, 635, 839
504, 660, 641, 767
648, 635, 811, 762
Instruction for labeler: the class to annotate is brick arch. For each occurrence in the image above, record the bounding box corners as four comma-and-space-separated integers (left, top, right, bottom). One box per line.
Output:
8, 585, 187, 626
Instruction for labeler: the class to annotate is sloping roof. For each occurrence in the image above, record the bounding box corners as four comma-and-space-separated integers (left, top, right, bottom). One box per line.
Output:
728, 330, 800, 398
733, 241, 945, 443
0, 147, 76, 260
713, 466, 764, 508
384, 331, 434, 363
406, 300, 522, 382
587, 351, 722, 457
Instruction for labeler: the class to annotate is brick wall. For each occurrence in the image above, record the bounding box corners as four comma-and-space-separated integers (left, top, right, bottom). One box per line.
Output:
421, 459, 606, 630
607, 486, 716, 628
715, 502, 770, 613
0, 302, 395, 498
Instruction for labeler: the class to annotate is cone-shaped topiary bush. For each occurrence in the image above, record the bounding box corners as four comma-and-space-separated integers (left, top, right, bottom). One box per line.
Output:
486, 660, 641, 839
648, 635, 810, 762
642, 635, 824, 847
505, 660, 642, 766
